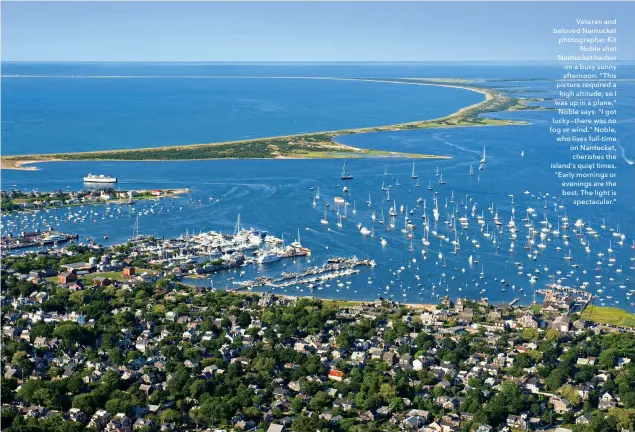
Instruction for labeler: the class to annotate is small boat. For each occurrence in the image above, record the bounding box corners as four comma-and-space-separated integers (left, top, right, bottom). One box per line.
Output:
438, 173, 446, 185
480, 146, 487, 164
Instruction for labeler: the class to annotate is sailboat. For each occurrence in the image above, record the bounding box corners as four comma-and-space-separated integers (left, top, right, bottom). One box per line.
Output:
290, 229, 303, 248
439, 173, 446, 185
427, 181, 433, 191
320, 206, 328, 225
341, 159, 353, 180
384, 166, 389, 176
415, 178, 420, 188
315, 187, 320, 200
367, 193, 372, 207
435, 167, 440, 177
480, 146, 487, 164
352, 201, 357, 215
521, 150, 525, 157
411, 162, 418, 179
469, 164, 474, 176
379, 208, 385, 224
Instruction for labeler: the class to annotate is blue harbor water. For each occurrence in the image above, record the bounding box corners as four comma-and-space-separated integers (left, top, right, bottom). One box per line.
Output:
2, 63, 634, 310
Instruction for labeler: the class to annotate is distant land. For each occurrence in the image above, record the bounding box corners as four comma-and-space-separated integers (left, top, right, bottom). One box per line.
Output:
0, 78, 545, 170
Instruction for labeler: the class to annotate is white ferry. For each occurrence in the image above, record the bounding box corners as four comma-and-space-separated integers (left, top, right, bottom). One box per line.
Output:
84, 173, 117, 183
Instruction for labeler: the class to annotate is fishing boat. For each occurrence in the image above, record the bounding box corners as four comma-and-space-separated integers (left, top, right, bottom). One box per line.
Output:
341, 159, 353, 180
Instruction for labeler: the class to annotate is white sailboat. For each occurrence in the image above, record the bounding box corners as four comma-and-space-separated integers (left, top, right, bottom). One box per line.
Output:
320, 206, 328, 225
341, 159, 353, 180
411, 162, 418, 179
480, 146, 487, 164
469, 164, 474, 176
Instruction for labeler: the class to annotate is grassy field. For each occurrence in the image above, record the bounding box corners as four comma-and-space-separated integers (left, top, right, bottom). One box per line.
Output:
0, 78, 542, 170
581, 305, 635, 328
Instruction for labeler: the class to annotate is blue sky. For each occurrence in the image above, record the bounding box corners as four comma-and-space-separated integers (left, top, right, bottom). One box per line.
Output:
2, 1, 634, 61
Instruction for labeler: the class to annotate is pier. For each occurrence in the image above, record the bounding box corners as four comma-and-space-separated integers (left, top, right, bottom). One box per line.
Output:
232, 257, 376, 291
538, 283, 593, 313
0, 230, 79, 250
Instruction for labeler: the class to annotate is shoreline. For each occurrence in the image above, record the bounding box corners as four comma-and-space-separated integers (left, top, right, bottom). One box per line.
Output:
194, 285, 438, 311
1, 187, 190, 214
1, 77, 534, 171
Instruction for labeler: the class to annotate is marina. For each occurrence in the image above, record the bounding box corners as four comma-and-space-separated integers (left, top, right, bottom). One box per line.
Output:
231, 257, 376, 291
0, 229, 78, 250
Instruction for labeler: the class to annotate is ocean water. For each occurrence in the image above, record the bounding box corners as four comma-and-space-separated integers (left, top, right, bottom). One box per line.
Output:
2, 69, 483, 155
2, 63, 634, 311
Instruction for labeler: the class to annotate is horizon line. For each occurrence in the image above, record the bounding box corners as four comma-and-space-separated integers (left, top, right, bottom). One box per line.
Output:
4, 60, 635, 64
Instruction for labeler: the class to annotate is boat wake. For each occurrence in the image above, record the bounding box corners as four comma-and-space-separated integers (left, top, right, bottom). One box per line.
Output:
617, 142, 634, 165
